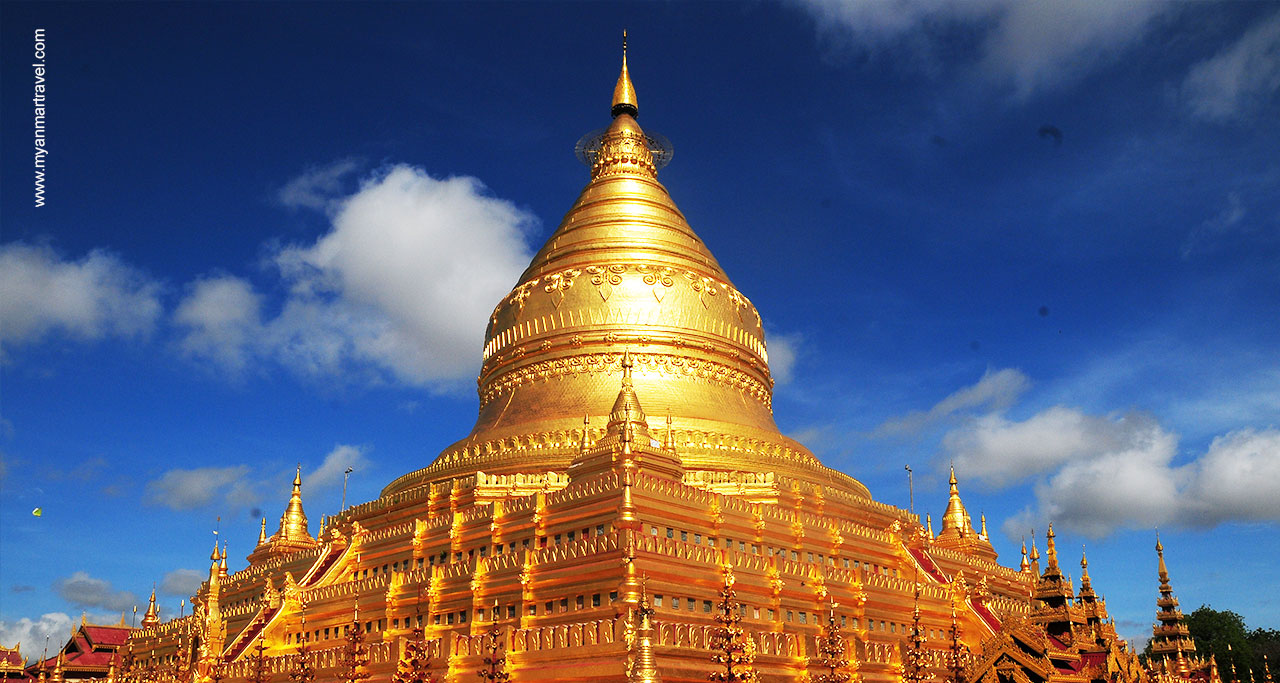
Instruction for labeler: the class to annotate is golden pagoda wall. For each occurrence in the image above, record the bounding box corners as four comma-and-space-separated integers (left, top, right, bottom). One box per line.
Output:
127, 460, 1034, 683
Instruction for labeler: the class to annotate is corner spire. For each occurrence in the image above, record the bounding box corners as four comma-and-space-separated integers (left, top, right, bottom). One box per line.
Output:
940, 465, 973, 538
257, 517, 267, 545
141, 587, 159, 629
1045, 523, 1059, 572
277, 464, 312, 543
612, 30, 638, 119
628, 574, 662, 683
1079, 545, 1096, 599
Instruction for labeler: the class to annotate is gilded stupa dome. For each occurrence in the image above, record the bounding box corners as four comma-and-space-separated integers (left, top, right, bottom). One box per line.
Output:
384, 44, 869, 501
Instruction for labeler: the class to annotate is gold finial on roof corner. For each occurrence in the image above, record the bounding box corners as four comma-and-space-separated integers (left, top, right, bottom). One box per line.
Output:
257, 517, 267, 545
1029, 530, 1040, 560
1045, 523, 1059, 571
211, 517, 221, 561
612, 30, 638, 118
1020, 538, 1030, 572
979, 512, 988, 539
579, 414, 591, 455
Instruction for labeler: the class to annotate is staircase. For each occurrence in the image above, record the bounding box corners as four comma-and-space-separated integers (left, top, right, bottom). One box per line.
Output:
223, 605, 280, 661
300, 545, 344, 587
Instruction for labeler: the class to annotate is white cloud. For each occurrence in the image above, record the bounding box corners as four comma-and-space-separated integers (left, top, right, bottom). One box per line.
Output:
978, 0, 1169, 100
1019, 420, 1183, 537
52, 572, 138, 612
176, 164, 536, 388
158, 569, 205, 598
764, 331, 801, 385
278, 159, 361, 210
1183, 10, 1280, 122
1183, 428, 1280, 524
0, 243, 162, 356
793, 0, 1171, 99
1181, 191, 1247, 259
0, 612, 73, 650
947, 404, 1280, 537
174, 275, 263, 374
303, 444, 370, 491
946, 406, 1156, 487
877, 368, 1030, 437
143, 465, 253, 510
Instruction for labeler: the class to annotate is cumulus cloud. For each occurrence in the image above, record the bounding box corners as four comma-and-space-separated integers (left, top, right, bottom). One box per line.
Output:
53, 572, 138, 612
159, 569, 205, 597
0, 243, 162, 356
176, 164, 536, 388
302, 444, 370, 491
945, 405, 1157, 487
945, 405, 1280, 537
278, 159, 361, 210
877, 368, 1030, 437
143, 465, 253, 510
1183, 10, 1280, 122
793, 0, 1171, 99
1183, 428, 1280, 524
0, 612, 73, 650
174, 275, 263, 374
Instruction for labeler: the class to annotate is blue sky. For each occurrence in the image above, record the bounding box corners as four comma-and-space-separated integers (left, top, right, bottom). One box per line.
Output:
2, 1, 1278, 652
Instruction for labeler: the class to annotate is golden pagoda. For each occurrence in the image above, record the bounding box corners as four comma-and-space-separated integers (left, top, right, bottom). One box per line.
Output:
1147, 538, 1219, 683
114, 39, 1163, 683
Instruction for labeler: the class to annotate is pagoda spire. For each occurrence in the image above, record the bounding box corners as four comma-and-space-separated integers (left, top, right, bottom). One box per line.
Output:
934, 466, 996, 560
612, 30, 638, 118
1150, 533, 1196, 663
257, 517, 268, 546
1029, 531, 1041, 575
938, 465, 976, 541
569, 351, 683, 481
219, 543, 228, 577
663, 412, 675, 453
141, 587, 159, 628
1078, 546, 1095, 599
628, 576, 662, 683
1045, 523, 1060, 574
1020, 538, 1030, 572
277, 464, 312, 543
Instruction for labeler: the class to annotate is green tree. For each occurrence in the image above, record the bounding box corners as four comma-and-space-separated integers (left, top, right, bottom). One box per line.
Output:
1180, 607, 1252, 681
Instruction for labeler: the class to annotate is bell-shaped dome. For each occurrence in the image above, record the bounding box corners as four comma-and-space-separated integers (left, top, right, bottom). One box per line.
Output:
383, 45, 868, 501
